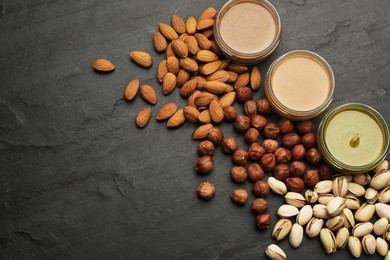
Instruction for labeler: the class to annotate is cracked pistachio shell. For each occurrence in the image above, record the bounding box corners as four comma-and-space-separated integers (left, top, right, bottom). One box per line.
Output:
370, 169, 390, 190
378, 187, 390, 203
347, 236, 362, 258
277, 204, 299, 218
332, 177, 348, 197
373, 160, 388, 174
376, 237, 389, 257
362, 234, 376, 255
364, 188, 378, 204
326, 197, 345, 217
320, 228, 337, 254
318, 194, 334, 205
289, 223, 303, 249
313, 204, 330, 219
325, 216, 344, 231
272, 219, 292, 241
265, 244, 286, 260
336, 227, 349, 249
352, 222, 373, 238
384, 225, 390, 242
347, 182, 365, 197
353, 173, 371, 186
345, 195, 360, 210
296, 205, 313, 226
305, 190, 318, 204
354, 202, 375, 222
285, 192, 306, 208
332, 173, 352, 182
375, 203, 390, 221
373, 218, 389, 236
314, 180, 333, 194
306, 217, 324, 238
268, 177, 287, 196
341, 208, 355, 228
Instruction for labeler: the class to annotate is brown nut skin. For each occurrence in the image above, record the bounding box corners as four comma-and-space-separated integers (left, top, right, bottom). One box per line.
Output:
306, 147, 321, 165
291, 144, 306, 161
196, 182, 216, 200
296, 120, 314, 135
252, 180, 270, 197
289, 161, 306, 177
277, 118, 294, 134
248, 163, 264, 182
286, 177, 305, 192
234, 115, 251, 133
302, 132, 317, 149
208, 127, 224, 145
245, 128, 260, 143
251, 115, 267, 130
251, 198, 269, 214
230, 166, 248, 183
248, 143, 265, 161
198, 140, 215, 156
273, 164, 290, 181
244, 100, 257, 118
263, 123, 280, 139
223, 106, 237, 122
195, 156, 214, 174
256, 99, 272, 115
282, 132, 301, 148
231, 188, 249, 205
232, 149, 249, 166
318, 163, 334, 180
260, 153, 276, 171
262, 139, 279, 153
304, 170, 320, 186
222, 138, 238, 154
256, 213, 272, 230
236, 87, 253, 103
274, 147, 291, 164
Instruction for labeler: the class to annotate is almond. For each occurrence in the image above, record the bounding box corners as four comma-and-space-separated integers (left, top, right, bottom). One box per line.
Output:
195, 33, 211, 50
167, 56, 180, 75
250, 67, 261, 91
162, 73, 177, 95
201, 28, 214, 39
196, 19, 214, 31
153, 31, 167, 52
159, 23, 178, 40
210, 41, 220, 55
171, 39, 188, 58
171, 14, 186, 34
179, 33, 189, 41
196, 50, 218, 63
195, 92, 215, 107
228, 64, 248, 74
227, 71, 238, 83
199, 7, 218, 21
198, 109, 212, 124
184, 36, 199, 55
235, 73, 250, 89
209, 100, 224, 123
188, 90, 201, 108
92, 59, 115, 72
180, 79, 197, 98
183, 106, 200, 122
204, 81, 228, 94
194, 76, 207, 90
219, 60, 230, 70
124, 79, 139, 101
130, 51, 153, 68
136, 108, 151, 128
186, 16, 197, 35
201, 61, 221, 76
167, 109, 185, 128
193, 123, 213, 140
156, 103, 178, 120
140, 85, 157, 105
219, 92, 236, 108
166, 43, 176, 58
177, 69, 190, 87
207, 70, 230, 82
225, 84, 234, 92
157, 60, 168, 83
179, 58, 199, 73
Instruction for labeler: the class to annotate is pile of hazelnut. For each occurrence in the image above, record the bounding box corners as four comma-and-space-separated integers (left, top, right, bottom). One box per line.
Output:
196, 98, 334, 230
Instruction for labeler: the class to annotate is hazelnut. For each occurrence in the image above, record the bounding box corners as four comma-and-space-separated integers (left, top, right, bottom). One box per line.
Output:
248, 163, 264, 182
251, 198, 269, 214
274, 147, 291, 164
232, 149, 248, 166
296, 120, 314, 134
251, 115, 267, 130
248, 143, 265, 161
222, 137, 238, 154
277, 118, 294, 134
256, 99, 272, 115
262, 139, 279, 153
256, 213, 272, 230
318, 163, 334, 180
252, 180, 270, 197
263, 123, 280, 139
260, 153, 276, 171
302, 132, 317, 149
282, 132, 301, 148
289, 161, 306, 177
306, 147, 321, 165
231, 188, 248, 205
195, 156, 214, 174
198, 140, 215, 156
291, 144, 306, 161
273, 164, 290, 181
223, 106, 237, 122
244, 100, 257, 118
286, 177, 305, 192
245, 128, 260, 143
196, 182, 215, 200
230, 166, 248, 183
234, 115, 251, 133
304, 170, 320, 186
208, 127, 224, 145
236, 87, 253, 103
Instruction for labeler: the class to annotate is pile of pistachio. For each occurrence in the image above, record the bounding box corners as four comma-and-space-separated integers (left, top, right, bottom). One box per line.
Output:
265, 160, 390, 259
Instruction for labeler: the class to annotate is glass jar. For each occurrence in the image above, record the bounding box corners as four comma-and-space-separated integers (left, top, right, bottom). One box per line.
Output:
317, 103, 389, 173
265, 50, 335, 120
214, 0, 282, 65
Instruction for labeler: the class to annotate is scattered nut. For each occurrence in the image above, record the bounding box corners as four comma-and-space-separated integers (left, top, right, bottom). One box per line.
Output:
232, 149, 248, 166
256, 99, 272, 115
234, 115, 251, 133
252, 180, 270, 197
248, 163, 265, 182
231, 188, 248, 205
274, 148, 291, 164
208, 127, 224, 144
260, 153, 276, 171
251, 198, 269, 214
304, 170, 320, 186
289, 161, 306, 177
263, 123, 280, 139
195, 155, 214, 174
306, 147, 321, 164
196, 182, 215, 200
248, 143, 265, 161
198, 140, 215, 156
222, 137, 238, 154
231, 166, 248, 183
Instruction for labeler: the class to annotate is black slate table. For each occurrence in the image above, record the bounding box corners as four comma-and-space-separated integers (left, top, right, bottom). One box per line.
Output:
0, 0, 389, 259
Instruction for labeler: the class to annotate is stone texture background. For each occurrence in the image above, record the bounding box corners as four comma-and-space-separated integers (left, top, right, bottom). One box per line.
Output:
0, 0, 389, 259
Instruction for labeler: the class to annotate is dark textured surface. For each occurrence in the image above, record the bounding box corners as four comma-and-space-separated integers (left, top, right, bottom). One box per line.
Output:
0, 0, 389, 259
